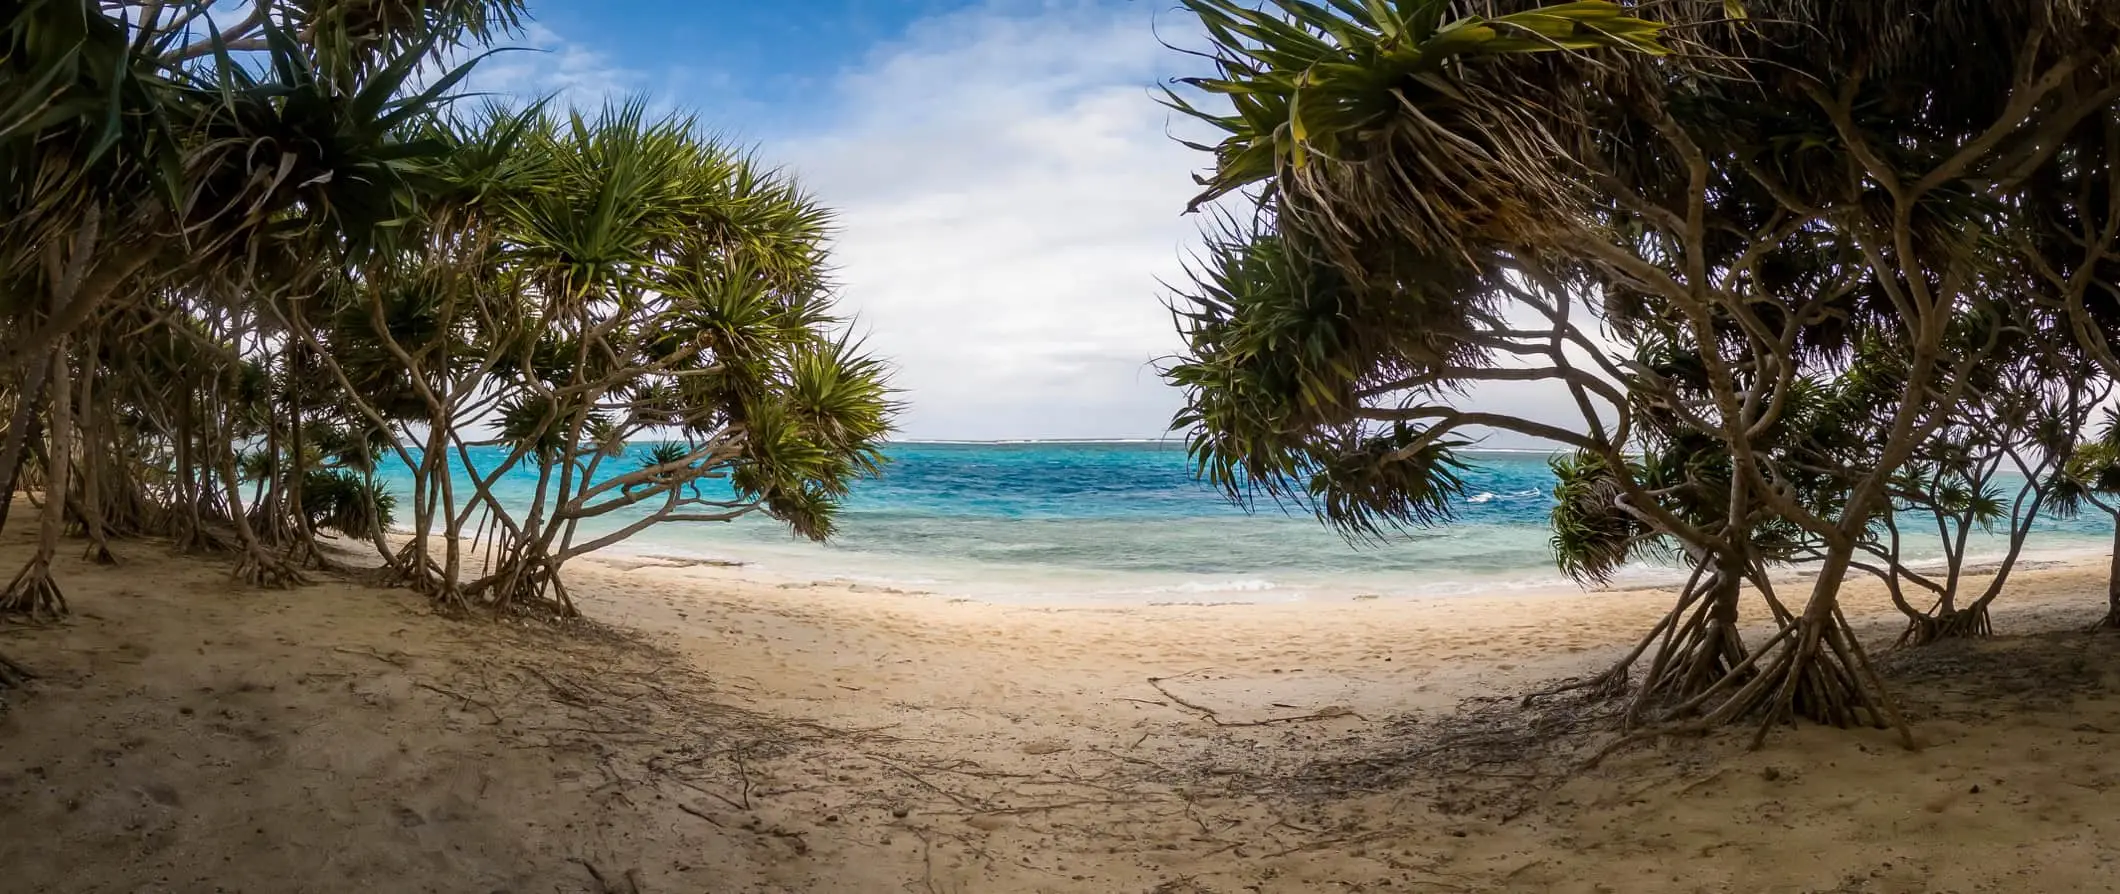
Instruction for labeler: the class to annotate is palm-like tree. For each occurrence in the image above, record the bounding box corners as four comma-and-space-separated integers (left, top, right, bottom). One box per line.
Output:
0, 1, 520, 685
293, 101, 894, 618
1, 4, 894, 690
1162, 0, 2120, 743
2051, 410, 2120, 630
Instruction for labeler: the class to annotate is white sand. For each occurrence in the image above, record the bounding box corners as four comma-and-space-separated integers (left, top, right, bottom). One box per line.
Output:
4, 525, 2120, 892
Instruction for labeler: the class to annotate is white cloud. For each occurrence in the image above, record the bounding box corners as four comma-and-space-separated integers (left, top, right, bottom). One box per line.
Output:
477, 3, 1587, 446
773, 1, 1210, 441
463, 23, 643, 106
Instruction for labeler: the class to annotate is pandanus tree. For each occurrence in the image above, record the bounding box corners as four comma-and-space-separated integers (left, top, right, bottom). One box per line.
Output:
0, 0, 524, 695
457, 104, 894, 617
2, 4, 892, 679
1163, 0, 2120, 743
1869, 320, 2097, 646
303, 101, 895, 618
2052, 410, 2120, 630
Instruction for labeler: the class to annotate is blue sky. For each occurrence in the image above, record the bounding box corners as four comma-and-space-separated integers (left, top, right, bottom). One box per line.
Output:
516, 1, 968, 129
471, 0, 1222, 441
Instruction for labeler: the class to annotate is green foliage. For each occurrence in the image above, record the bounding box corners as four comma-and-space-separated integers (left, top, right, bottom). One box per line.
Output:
0, 4, 894, 616
1165, 0, 1668, 261
1166, 221, 1484, 536
301, 468, 397, 535
1548, 451, 1649, 584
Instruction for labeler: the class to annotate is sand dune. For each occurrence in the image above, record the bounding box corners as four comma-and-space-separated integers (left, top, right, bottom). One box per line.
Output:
4, 528, 2120, 893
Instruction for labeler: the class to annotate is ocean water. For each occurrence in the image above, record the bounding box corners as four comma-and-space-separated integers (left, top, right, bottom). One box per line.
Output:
379, 441, 2115, 604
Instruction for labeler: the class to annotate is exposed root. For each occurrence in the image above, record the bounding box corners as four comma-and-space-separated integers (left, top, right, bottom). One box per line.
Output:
173, 523, 233, 555
1584, 609, 1915, 764
1634, 613, 1748, 723
1522, 664, 1631, 704
81, 541, 119, 566
280, 535, 343, 574
233, 550, 310, 589
1526, 558, 1736, 714
427, 584, 476, 618
383, 542, 446, 594
469, 554, 583, 623
0, 558, 69, 621
1897, 605, 1993, 648
0, 649, 34, 691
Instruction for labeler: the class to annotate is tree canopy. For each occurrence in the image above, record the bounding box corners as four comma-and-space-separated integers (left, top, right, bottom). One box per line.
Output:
1163, 0, 2120, 741
0, 2, 895, 642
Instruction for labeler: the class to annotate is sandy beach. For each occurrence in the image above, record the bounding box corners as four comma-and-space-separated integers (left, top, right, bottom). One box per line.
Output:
4, 525, 2120, 893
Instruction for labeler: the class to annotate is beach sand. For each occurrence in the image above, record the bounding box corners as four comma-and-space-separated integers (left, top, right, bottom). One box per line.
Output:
3, 525, 2120, 893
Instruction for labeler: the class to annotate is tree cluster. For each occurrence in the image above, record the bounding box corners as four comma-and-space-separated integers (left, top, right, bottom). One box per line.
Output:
0, 2, 895, 686
1163, 0, 2120, 743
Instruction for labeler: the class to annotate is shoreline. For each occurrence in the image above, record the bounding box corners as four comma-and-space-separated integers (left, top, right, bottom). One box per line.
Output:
571, 529, 2120, 609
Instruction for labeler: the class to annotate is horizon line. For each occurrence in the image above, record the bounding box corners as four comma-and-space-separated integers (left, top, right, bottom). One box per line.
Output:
888, 438, 1569, 452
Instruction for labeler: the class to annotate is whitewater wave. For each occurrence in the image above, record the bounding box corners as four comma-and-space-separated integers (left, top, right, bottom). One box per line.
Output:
1138, 579, 1280, 595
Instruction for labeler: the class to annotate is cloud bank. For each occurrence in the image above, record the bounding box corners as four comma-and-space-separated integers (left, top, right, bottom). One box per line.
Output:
776, 2, 1208, 441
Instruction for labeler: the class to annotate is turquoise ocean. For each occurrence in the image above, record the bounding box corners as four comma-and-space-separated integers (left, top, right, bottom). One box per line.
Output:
381, 442, 2115, 604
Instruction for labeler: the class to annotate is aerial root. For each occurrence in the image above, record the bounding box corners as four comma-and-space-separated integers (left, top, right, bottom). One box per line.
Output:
234, 549, 309, 589
82, 541, 119, 566
1896, 605, 1992, 648
471, 556, 581, 623
0, 649, 34, 691
1582, 611, 1915, 766
174, 524, 232, 555
0, 558, 68, 621
430, 587, 470, 614
283, 537, 341, 573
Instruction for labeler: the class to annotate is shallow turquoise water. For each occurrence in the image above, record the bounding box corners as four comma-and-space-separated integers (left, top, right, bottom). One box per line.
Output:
378, 441, 2112, 603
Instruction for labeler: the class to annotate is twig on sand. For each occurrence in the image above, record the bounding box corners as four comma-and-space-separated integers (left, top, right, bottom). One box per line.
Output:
928, 798, 1137, 818
878, 756, 979, 809
917, 830, 940, 894
733, 751, 755, 809
412, 681, 501, 724
568, 857, 643, 894
331, 646, 405, 667
1146, 672, 1222, 720
1146, 675, 1367, 726
1261, 829, 1398, 859
675, 802, 724, 826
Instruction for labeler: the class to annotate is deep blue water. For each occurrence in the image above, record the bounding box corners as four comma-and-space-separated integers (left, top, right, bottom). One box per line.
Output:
378, 441, 2113, 602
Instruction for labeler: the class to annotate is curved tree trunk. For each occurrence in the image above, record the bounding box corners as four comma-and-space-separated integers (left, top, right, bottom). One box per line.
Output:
3, 346, 73, 619
1622, 557, 1751, 728
0, 355, 54, 538
2102, 524, 2120, 631
74, 339, 116, 564
1733, 549, 1908, 745
214, 428, 306, 589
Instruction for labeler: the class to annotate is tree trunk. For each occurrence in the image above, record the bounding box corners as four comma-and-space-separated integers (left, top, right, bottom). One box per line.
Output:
1739, 546, 1908, 745
74, 340, 115, 564
212, 413, 305, 590
2102, 524, 2120, 631
0, 355, 54, 537
3, 345, 72, 619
